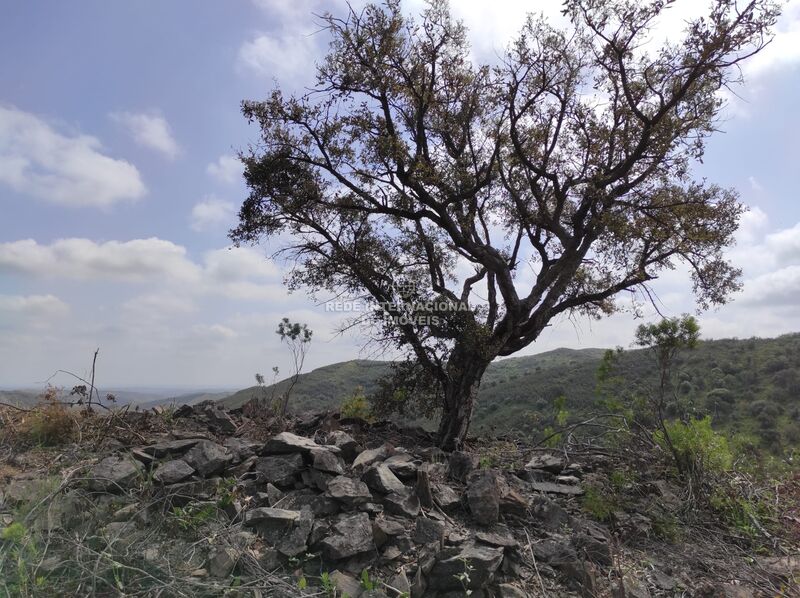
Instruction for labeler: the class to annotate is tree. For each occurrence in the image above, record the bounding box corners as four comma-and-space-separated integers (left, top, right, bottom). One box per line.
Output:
231, 0, 778, 450
634, 315, 701, 473
276, 318, 312, 417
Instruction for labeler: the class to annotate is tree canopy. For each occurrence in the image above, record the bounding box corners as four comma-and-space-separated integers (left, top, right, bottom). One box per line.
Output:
231, 0, 778, 449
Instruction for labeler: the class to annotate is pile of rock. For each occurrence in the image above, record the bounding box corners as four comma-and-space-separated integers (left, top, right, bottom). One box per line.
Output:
75, 421, 627, 596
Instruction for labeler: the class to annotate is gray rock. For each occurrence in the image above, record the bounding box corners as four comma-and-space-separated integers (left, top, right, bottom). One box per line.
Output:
530, 495, 571, 531
413, 517, 445, 546
223, 437, 262, 461
137, 439, 201, 459
530, 481, 584, 496
244, 507, 302, 546
326, 475, 372, 506
88, 456, 143, 492
326, 430, 360, 462
254, 453, 304, 486
152, 459, 194, 485
384, 487, 420, 518
301, 468, 334, 492
532, 538, 577, 567
556, 475, 581, 485
387, 569, 411, 597
432, 483, 461, 511
448, 451, 479, 482
228, 455, 258, 478
319, 512, 375, 560
428, 544, 505, 590
264, 432, 338, 455
495, 583, 528, 598
363, 464, 405, 494
266, 483, 284, 506
203, 405, 237, 434
208, 547, 239, 578
476, 526, 518, 548
372, 517, 407, 547
282, 491, 340, 516
572, 520, 612, 566
383, 453, 417, 479
353, 444, 391, 469
161, 478, 219, 508
525, 453, 565, 473
244, 507, 300, 527
312, 448, 345, 475
183, 441, 233, 477
279, 506, 314, 557
466, 471, 500, 526
329, 570, 363, 597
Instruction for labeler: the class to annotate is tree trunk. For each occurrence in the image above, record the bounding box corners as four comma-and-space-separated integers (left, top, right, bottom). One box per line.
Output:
437, 350, 489, 451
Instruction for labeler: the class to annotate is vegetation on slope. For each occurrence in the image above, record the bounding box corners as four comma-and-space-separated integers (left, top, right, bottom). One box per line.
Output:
225, 334, 800, 454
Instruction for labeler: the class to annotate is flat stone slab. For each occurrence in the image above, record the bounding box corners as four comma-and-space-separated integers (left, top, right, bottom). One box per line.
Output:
530, 481, 585, 496
263, 432, 340, 455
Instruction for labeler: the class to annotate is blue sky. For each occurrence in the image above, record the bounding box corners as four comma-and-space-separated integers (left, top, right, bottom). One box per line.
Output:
1, 0, 799, 388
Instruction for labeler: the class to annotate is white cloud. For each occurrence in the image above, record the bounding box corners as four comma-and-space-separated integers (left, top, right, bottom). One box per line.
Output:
0, 238, 201, 283
0, 294, 69, 318
238, 32, 318, 81
743, 0, 800, 77
207, 155, 243, 184
190, 196, 237, 232
0, 238, 283, 302
190, 323, 238, 340
739, 265, 800, 307
111, 111, 181, 159
122, 293, 197, 317
765, 222, 800, 265
0, 105, 145, 208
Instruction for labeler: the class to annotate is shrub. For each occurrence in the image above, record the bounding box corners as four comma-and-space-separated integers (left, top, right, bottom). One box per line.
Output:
582, 486, 615, 522
340, 386, 373, 421
20, 389, 74, 446
655, 416, 732, 477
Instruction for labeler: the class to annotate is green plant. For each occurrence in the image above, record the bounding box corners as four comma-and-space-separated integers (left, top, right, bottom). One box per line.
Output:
655, 416, 732, 478
320, 571, 334, 595
276, 318, 313, 418
360, 569, 376, 591
651, 512, 681, 542
1, 522, 26, 544
581, 486, 616, 522
340, 386, 373, 421
452, 557, 474, 595
170, 503, 217, 531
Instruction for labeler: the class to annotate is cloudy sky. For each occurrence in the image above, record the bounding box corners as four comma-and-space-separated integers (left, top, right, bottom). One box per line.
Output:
1, 0, 799, 389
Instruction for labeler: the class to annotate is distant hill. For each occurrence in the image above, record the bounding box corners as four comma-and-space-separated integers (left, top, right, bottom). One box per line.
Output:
222, 360, 390, 411
220, 334, 800, 452
0, 388, 232, 410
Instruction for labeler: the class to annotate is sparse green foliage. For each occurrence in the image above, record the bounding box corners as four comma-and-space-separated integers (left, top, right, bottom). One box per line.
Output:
655, 416, 733, 478
360, 569, 376, 591
582, 486, 616, 522
340, 386, 373, 421
276, 318, 312, 418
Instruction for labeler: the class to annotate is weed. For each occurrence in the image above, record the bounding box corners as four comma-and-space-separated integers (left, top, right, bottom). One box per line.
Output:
581, 486, 616, 522
360, 569, 376, 591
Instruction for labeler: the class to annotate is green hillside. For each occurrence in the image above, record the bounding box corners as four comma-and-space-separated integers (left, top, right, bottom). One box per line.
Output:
222, 334, 800, 453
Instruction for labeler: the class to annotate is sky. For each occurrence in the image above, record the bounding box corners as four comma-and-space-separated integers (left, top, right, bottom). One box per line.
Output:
1, 0, 799, 389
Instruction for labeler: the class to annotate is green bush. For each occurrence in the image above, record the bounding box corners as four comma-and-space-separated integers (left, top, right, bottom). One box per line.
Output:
656, 416, 732, 476
340, 386, 373, 421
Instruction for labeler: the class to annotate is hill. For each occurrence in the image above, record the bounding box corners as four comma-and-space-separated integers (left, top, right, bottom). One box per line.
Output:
0, 388, 232, 410
221, 334, 800, 452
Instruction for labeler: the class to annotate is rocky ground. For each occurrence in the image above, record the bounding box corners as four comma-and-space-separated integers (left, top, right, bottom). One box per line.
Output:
0, 401, 798, 597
